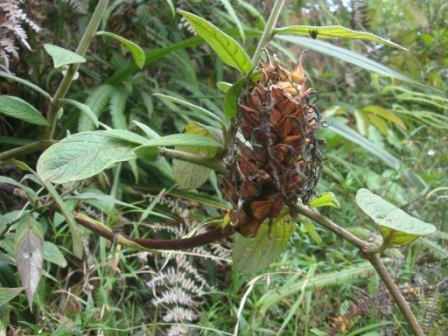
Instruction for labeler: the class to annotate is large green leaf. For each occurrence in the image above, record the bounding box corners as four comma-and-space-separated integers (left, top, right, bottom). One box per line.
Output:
275, 36, 420, 86
173, 122, 219, 190
96, 31, 145, 68
233, 210, 296, 273
37, 131, 137, 184
356, 188, 436, 247
44, 44, 86, 68
0, 96, 48, 126
274, 26, 407, 51
178, 10, 252, 75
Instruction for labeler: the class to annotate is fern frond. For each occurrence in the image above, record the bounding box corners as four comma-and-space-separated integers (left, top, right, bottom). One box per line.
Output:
260, 260, 389, 314
109, 87, 129, 130
415, 236, 448, 260
78, 84, 115, 131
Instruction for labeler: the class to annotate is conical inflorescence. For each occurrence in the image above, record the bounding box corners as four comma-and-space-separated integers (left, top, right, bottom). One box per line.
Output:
219, 51, 325, 238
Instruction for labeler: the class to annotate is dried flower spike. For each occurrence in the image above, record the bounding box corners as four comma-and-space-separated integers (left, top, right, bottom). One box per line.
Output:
220, 50, 324, 238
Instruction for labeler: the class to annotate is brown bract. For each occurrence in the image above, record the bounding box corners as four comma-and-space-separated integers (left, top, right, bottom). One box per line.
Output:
219, 51, 325, 238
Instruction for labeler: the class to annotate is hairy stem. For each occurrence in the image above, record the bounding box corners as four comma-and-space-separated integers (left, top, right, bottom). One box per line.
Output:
292, 203, 424, 336
42, 0, 109, 140
251, 0, 286, 65
0, 140, 56, 161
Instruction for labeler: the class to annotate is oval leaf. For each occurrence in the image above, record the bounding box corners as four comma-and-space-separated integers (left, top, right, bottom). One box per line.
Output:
42, 241, 67, 268
274, 26, 407, 51
97, 31, 146, 68
173, 122, 219, 190
233, 210, 296, 273
0, 96, 48, 126
356, 188, 436, 247
178, 10, 252, 75
44, 44, 86, 68
15, 214, 43, 312
37, 131, 137, 184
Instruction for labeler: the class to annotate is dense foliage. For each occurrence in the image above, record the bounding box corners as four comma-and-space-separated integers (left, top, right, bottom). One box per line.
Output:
0, 0, 446, 335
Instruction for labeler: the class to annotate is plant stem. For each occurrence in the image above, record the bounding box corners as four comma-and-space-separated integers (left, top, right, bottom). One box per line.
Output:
251, 0, 286, 65
159, 148, 230, 178
0, 140, 56, 161
73, 210, 234, 250
292, 203, 424, 336
366, 253, 424, 336
42, 0, 109, 140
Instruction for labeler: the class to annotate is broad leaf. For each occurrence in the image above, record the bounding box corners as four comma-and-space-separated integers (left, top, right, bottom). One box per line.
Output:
309, 192, 340, 208
44, 44, 86, 68
42, 241, 67, 268
97, 31, 146, 68
0, 287, 25, 306
37, 131, 137, 184
0, 96, 48, 126
61, 99, 99, 128
356, 188, 436, 247
15, 214, 43, 312
233, 210, 296, 273
274, 26, 407, 51
275, 36, 420, 86
178, 10, 252, 75
173, 122, 220, 190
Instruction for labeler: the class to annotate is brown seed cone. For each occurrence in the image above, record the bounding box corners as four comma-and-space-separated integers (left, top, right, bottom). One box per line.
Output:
220, 51, 324, 238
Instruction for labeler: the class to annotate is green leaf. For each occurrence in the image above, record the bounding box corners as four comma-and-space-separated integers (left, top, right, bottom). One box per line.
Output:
15, 214, 43, 312
60, 99, 99, 128
37, 131, 137, 184
104, 129, 149, 145
300, 217, 322, 244
0, 72, 51, 99
327, 117, 402, 170
0, 176, 38, 202
173, 122, 219, 190
224, 70, 262, 119
0, 287, 25, 306
275, 36, 421, 86
109, 87, 129, 129
142, 133, 224, 148
309, 192, 340, 208
96, 31, 146, 68
233, 210, 296, 273
363, 105, 407, 130
78, 84, 115, 131
44, 44, 86, 68
354, 109, 370, 136
0, 96, 48, 126
153, 93, 226, 129
356, 188, 436, 247
42, 241, 67, 268
274, 26, 407, 51
177, 10, 252, 75
217, 82, 232, 93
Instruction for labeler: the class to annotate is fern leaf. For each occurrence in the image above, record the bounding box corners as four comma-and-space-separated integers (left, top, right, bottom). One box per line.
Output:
109, 87, 129, 129
78, 84, 115, 131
